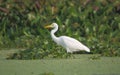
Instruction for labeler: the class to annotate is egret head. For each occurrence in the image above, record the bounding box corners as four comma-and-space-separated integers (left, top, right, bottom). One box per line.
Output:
44, 23, 58, 29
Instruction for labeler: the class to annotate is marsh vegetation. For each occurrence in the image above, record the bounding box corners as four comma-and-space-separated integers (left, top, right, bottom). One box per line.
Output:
0, 0, 120, 59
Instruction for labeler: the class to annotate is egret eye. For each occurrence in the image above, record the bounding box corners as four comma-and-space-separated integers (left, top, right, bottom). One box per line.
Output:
52, 25, 55, 27
52, 24, 55, 27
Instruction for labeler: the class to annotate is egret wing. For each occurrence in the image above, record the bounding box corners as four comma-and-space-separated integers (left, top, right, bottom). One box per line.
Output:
59, 36, 87, 51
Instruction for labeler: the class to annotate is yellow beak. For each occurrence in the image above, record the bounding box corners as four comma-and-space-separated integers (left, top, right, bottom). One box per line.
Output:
44, 25, 53, 29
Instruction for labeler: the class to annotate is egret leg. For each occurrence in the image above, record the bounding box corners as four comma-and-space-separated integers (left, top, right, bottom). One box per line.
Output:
66, 48, 75, 58
66, 48, 73, 53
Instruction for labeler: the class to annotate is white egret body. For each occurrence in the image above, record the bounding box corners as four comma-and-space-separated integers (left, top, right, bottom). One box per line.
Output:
45, 23, 90, 53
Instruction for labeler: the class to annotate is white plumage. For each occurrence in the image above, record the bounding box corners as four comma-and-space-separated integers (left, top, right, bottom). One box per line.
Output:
45, 23, 90, 53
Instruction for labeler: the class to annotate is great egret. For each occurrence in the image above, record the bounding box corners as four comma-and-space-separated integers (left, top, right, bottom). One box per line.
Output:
45, 23, 90, 53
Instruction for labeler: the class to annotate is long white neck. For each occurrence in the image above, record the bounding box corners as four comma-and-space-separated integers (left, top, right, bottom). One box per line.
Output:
51, 25, 59, 44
